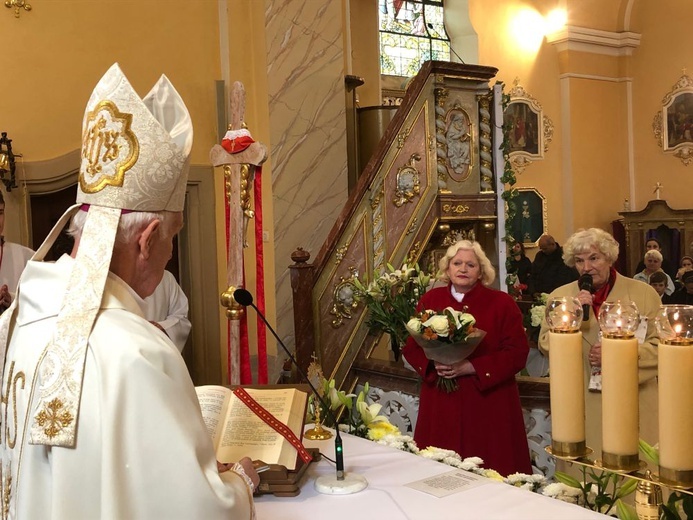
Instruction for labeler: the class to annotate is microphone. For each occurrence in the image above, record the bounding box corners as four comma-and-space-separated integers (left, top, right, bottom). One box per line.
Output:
233, 288, 367, 494
578, 274, 593, 321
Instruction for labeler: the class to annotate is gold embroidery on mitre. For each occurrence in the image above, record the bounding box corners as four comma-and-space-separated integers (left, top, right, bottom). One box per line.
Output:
34, 398, 74, 439
80, 99, 139, 194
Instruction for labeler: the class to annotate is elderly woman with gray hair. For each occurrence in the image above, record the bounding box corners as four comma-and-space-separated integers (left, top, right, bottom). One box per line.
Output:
633, 249, 675, 295
538, 228, 661, 457
402, 240, 531, 476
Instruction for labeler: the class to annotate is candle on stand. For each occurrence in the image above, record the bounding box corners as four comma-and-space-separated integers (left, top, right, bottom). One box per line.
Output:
599, 301, 641, 472
655, 305, 693, 488
546, 297, 587, 458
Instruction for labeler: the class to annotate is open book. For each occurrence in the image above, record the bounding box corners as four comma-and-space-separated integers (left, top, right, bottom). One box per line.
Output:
195, 385, 309, 470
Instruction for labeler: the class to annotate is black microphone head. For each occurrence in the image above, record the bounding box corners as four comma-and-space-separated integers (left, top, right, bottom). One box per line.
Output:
233, 288, 254, 306
578, 273, 593, 291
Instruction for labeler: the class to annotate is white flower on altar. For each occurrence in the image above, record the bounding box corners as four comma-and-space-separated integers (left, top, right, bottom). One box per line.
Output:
505, 473, 547, 492
542, 483, 582, 505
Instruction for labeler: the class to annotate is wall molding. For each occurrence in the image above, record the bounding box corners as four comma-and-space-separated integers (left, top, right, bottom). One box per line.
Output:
546, 25, 641, 57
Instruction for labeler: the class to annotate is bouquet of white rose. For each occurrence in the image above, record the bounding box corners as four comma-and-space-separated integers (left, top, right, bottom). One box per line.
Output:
406, 307, 486, 392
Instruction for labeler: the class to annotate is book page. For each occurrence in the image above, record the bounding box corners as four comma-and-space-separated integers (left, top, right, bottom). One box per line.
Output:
216, 387, 307, 470
405, 470, 489, 498
195, 385, 231, 451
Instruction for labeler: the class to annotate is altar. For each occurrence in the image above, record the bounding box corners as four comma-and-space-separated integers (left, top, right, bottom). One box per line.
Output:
255, 430, 608, 519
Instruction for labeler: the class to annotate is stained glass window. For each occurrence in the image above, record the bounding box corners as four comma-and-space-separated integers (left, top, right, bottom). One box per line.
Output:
379, 0, 451, 77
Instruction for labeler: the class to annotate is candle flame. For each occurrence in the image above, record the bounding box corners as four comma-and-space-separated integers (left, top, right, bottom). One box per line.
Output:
562, 314, 569, 324
674, 323, 682, 335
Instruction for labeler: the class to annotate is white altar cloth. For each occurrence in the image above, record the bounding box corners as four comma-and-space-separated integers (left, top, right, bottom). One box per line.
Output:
254, 430, 608, 520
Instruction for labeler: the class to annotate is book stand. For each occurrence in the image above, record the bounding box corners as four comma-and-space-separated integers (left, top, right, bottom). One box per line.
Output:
255, 448, 321, 497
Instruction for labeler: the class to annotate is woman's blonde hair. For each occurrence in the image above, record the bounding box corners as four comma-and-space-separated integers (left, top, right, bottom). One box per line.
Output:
437, 240, 495, 286
644, 249, 663, 263
562, 228, 619, 267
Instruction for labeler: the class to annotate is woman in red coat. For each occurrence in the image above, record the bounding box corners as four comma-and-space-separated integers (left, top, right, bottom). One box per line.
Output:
402, 240, 532, 476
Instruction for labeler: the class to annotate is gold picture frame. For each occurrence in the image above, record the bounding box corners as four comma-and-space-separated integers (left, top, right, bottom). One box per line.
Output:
508, 187, 548, 248
653, 72, 693, 166
504, 79, 554, 174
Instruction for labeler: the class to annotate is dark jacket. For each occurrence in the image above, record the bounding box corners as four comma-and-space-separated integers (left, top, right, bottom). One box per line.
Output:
528, 244, 578, 295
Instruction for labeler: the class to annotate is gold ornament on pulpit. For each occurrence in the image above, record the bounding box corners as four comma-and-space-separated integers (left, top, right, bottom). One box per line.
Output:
304, 360, 333, 440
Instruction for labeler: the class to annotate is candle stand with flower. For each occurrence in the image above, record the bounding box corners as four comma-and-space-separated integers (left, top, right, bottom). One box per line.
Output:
545, 296, 590, 459
598, 300, 642, 473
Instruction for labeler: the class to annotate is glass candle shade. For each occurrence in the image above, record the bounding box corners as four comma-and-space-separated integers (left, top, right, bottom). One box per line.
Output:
545, 297, 582, 332
598, 300, 641, 471
598, 300, 640, 338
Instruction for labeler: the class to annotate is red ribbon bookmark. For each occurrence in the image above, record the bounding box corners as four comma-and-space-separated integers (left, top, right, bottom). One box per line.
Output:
232, 387, 313, 465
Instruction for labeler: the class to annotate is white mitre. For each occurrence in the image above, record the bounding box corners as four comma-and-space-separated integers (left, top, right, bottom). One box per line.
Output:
15, 63, 192, 447
78, 63, 192, 211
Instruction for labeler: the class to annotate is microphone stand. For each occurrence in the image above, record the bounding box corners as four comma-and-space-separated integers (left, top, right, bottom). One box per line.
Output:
234, 289, 367, 495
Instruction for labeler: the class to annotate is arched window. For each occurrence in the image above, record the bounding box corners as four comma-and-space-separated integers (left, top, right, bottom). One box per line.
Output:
379, 0, 451, 77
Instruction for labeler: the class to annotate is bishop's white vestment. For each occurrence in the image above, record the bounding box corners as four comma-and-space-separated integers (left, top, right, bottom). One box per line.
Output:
0, 255, 255, 519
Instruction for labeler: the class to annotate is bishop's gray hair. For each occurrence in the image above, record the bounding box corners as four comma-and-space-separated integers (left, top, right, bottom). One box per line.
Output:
67, 209, 172, 245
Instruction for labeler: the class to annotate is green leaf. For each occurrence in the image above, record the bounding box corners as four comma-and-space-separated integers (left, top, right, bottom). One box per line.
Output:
615, 477, 638, 498
661, 503, 681, 520
615, 499, 638, 520
682, 494, 693, 518
554, 471, 582, 488
638, 438, 659, 465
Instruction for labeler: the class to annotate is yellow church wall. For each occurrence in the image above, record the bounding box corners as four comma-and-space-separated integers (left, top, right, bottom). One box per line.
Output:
469, 0, 571, 249
3, 1, 221, 164
628, 0, 693, 212
567, 77, 629, 230
562, 0, 623, 32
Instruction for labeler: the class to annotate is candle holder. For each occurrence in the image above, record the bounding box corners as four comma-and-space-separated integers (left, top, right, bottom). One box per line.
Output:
655, 305, 693, 489
598, 300, 641, 473
546, 297, 590, 458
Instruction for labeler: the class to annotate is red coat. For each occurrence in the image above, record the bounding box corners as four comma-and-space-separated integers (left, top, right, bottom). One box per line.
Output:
402, 283, 532, 476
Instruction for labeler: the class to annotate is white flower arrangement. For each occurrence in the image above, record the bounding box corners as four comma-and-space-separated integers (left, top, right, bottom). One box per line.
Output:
529, 293, 550, 327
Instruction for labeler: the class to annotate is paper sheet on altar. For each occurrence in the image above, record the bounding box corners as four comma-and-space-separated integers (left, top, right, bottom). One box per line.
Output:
405, 469, 490, 498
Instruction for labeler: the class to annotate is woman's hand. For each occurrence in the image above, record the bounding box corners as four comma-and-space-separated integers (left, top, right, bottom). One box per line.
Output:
589, 343, 602, 368
576, 288, 593, 310
434, 359, 476, 378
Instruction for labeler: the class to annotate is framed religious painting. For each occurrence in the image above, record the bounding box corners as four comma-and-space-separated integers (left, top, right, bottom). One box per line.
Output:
509, 188, 547, 248
653, 72, 693, 166
503, 79, 553, 174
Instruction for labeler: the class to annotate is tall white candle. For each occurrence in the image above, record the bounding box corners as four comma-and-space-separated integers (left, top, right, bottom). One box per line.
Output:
548, 331, 585, 445
601, 334, 639, 458
659, 339, 693, 471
